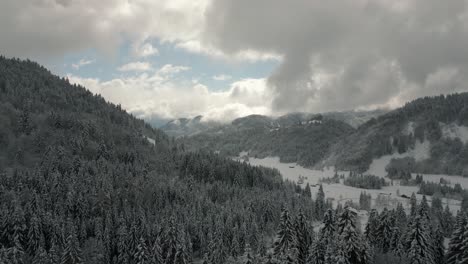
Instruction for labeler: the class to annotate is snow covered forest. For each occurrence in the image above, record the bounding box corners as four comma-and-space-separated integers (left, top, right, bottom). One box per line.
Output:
1, 57, 468, 264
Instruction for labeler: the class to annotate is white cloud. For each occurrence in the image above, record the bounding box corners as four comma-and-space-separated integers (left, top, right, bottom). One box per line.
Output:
157, 64, 191, 75
68, 70, 272, 121
118, 61, 152, 72
133, 43, 159, 57
213, 74, 232, 81
71, 59, 94, 70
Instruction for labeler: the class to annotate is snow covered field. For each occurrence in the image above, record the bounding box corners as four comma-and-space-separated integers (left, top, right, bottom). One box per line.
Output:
238, 155, 462, 213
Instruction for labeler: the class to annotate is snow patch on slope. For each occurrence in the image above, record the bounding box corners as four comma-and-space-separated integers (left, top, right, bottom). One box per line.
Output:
403, 121, 415, 136
144, 136, 155, 145
441, 123, 468, 144
366, 140, 430, 177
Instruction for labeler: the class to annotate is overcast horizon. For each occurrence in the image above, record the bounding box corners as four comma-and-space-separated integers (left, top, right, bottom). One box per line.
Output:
2, 0, 468, 122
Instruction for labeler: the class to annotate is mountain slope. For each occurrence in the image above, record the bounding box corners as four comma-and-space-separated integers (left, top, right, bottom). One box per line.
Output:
322, 93, 468, 176
161, 109, 384, 137
180, 114, 355, 167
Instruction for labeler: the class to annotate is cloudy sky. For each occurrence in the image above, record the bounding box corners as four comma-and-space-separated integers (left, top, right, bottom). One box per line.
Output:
2, 0, 468, 123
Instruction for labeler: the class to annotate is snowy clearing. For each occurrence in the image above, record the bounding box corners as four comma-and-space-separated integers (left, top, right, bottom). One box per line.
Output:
144, 136, 156, 145
366, 140, 430, 177
239, 155, 462, 213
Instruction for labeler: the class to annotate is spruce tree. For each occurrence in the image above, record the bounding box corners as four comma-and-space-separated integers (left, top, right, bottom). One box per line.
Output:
134, 237, 149, 264
410, 193, 417, 216
315, 185, 326, 219
273, 208, 295, 258
406, 216, 434, 264
376, 208, 393, 253
433, 227, 445, 264
60, 221, 82, 264
337, 206, 367, 264
364, 209, 378, 245
395, 203, 408, 232
294, 211, 312, 264
446, 214, 467, 264
304, 183, 312, 198
27, 214, 44, 256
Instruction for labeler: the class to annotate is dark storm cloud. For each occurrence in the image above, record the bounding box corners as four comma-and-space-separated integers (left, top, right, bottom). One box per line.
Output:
203, 0, 468, 112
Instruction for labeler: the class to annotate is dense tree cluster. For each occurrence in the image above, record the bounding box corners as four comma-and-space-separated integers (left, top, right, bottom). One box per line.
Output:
418, 181, 467, 200
267, 193, 465, 264
343, 172, 386, 190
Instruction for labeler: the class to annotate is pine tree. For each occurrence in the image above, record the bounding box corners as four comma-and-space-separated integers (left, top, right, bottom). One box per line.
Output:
395, 203, 408, 232
150, 237, 164, 264
376, 208, 393, 253
27, 213, 44, 256
117, 220, 129, 264
410, 193, 417, 216
389, 226, 404, 257
61, 221, 82, 264
364, 209, 378, 245
418, 195, 430, 222
134, 237, 149, 264
33, 246, 50, 264
315, 185, 326, 219
165, 218, 179, 264
48, 241, 61, 264
406, 216, 434, 264
304, 183, 312, 198
337, 206, 367, 264
441, 204, 454, 237
294, 211, 312, 264
273, 207, 295, 258
446, 214, 467, 264
461, 220, 468, 264
208, 230, 227, 264
433, 227, 445, 264
322, 209, 336, 238
6, 237, 25, 264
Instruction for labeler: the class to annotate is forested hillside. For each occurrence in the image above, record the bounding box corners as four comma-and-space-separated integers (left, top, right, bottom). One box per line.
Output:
178, 115, 355, 167
0, 57, 319, 263
323, 93, 468, 175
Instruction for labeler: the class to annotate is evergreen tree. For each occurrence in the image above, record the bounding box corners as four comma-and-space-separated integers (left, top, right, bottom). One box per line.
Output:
376, 208, 393, 253
418, 195, 430, 222
447, 214, 467, 264
150, 237, 164, 264
116, 220, 129, 264
337, 206, 368, 264
395, 203, 408, 232
433, 228, 445, 264
273, 208, 295, 258
315, 185, 326, 219
304, 183, 312, 198
441, 205, 455, 237
6, 237, 25, 264
60, 221, 82, 264
174, 245, 189, 264
410, 193, 418, 216
294, 211, 312, 264
134, 237, 149, 264
364, 209, 378, 245
27, 214, 44, 256
406, 216, 434, 264
389, 226, 404, 257
461, 220, 468, 264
